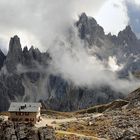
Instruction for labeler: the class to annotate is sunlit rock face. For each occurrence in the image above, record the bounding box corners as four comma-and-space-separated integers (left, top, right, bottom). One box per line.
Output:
0, 13, 140, 111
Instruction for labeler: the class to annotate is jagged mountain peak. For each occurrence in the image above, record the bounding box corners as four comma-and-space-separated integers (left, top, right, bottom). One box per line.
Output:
5, 35, 23, 72
77, 13, 138, 48
118, 25, 134, 35
118, 25, 137, 43
79, 13, 88, 21
12, 35, 20, 40
29, 46, 34, 52
77, 13, 104, 45
9, 35, 22, 51
78, 12, 97, 26
29, 46, 40, 54
28, 46, 41, 60
125, 25, 132, 32
23, 46, 28, 53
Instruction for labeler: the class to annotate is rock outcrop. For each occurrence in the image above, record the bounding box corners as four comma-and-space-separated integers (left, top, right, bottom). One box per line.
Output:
5, 35, 23, 73
0, 121, 56, 140
126, 88, 140, 108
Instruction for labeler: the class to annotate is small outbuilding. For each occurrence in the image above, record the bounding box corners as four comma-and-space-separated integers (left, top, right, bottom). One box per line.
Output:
8, 102, 41, 124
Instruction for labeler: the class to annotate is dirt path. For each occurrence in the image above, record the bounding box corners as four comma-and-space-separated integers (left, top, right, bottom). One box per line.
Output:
35, 113, 102, 128
56, 130, 107, 140
35, 117, 78, 128
35, 113, 103, 139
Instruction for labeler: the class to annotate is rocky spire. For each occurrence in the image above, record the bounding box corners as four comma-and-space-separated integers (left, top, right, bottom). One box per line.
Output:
78, 13, 97, 26
76, 13, 105, 45
22, 46, 42, 66
5, 35, 23, 73
118, 25, 137, 44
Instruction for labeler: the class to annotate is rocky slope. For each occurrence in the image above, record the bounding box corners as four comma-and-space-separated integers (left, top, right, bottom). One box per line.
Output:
56, 90, 140, 140
0, 13, 140, 111
0, 87, 140, 140
0, 120, 56, 140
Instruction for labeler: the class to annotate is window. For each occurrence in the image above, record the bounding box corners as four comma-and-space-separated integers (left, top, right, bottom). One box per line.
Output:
16, 112, 29, 116
17, 112, 24, 116
20, 112, 24, 116
30, 118, 34, 122
25, 112, 29, 116
25, 118, 29, 121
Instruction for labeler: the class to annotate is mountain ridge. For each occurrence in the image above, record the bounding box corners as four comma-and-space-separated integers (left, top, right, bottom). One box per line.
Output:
0, 13, 139, 112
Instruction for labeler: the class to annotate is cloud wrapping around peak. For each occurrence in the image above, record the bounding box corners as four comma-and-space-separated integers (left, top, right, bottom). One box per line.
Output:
0, 0, 139, 96
47, 28, 140, 93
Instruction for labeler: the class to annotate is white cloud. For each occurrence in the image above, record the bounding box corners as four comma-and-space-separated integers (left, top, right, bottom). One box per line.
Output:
0, 0, 105, 52
134, 0, 140, 5
95, 0, 129, 35
48, 29, 140, 93
108, 56, 123, 71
